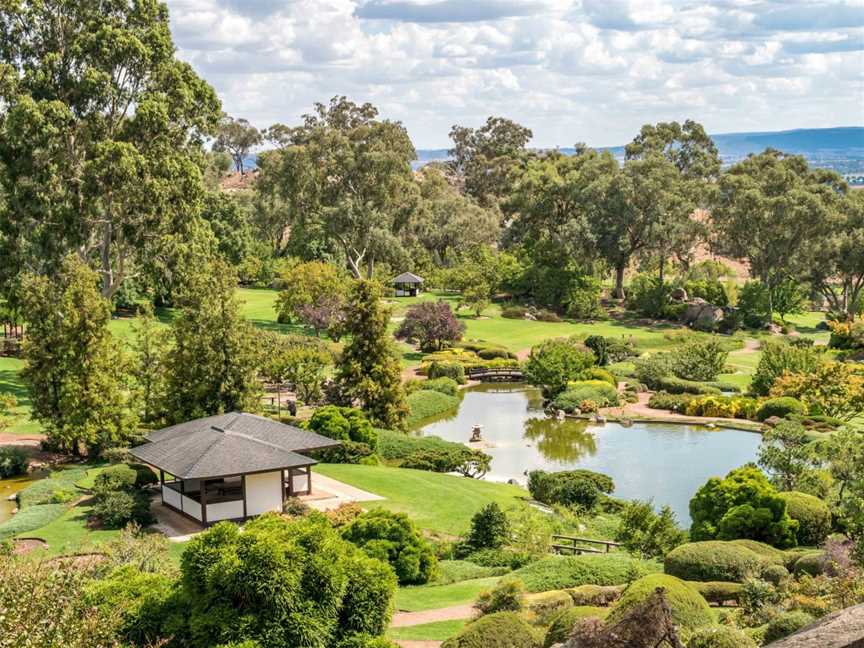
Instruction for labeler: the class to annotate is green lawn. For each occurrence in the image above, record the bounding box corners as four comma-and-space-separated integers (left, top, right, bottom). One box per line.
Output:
395, 576, 500, 612
387, 619, 468, 641
314, 464, 529, 536
28, 498, 123, 556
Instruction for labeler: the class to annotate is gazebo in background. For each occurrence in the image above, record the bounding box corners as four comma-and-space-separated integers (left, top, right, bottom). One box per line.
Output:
130, 412, 340, 526
393, 272, 424, 297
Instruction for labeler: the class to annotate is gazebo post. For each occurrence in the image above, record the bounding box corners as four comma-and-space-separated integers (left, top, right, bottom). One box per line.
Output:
200, 480, 208, 525
159, 470, 164, 504
241, 474, 248, 520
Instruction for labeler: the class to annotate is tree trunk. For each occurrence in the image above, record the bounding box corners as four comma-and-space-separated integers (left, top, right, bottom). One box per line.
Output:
365, 255, 374, 280
613, 263, 627, 300
658, 255, 666, 284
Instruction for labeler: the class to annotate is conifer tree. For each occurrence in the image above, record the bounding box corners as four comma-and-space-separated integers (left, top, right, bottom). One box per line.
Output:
336, 281, 408, 429
129, 303, 169, 426
20, 256, 137, 454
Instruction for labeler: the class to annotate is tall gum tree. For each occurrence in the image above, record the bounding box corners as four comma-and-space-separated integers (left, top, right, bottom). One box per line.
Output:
259, 96, 418, 279
0, 0, 221, 299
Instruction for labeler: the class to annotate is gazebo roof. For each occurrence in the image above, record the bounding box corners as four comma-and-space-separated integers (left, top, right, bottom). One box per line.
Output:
130, 412, 340, 480
393, 271, 424, 284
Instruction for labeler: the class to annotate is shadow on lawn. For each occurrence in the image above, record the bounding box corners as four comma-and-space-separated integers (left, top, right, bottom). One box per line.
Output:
0, 369, 30, 406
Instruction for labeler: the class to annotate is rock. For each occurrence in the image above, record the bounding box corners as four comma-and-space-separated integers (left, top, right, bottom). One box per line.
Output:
764, 602, 864, 647
765, 323, 784, 335
815, 320, 830, 331
682, 299, 724, 329
593, 414, 607, 424
763, 416, 784, 428
670, 287, 688, 302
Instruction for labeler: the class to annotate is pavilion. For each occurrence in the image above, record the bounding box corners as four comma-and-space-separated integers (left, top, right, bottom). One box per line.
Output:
129, 412, 340, 526
393, 271, 424, 297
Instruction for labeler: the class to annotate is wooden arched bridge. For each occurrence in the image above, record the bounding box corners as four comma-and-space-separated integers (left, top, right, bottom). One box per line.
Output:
467, 366, 525, 382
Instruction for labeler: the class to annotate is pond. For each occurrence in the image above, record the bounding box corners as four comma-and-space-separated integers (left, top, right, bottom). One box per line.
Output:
0, 469, 49, 524
416, 383, 761, 525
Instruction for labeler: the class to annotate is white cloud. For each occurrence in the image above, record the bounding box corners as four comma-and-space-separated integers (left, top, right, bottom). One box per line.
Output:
164, 0, 864, 148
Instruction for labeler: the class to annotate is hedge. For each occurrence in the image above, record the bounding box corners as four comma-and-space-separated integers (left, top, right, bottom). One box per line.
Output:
543, 607, 610, 648
664, 541, 766, 583
779, 491, 832, 546
763, 611, 815, 644
440, 612, 541, 648
607, 574, 712, 631
572, 368, 618, 388
406, 390, 460, 426
420, 377, 460, 397
727, 539, 789, 566
433, 561, 510, 585
687, 625, 757, 648
0, 503, 67, 540
525, 590, 572, 625
567, 584, 624, 606
427, 361, 466, 384
792, 551, 828, 576
756, 397, 808, 422
655, 376, 721, 395
511, 554, 659, 593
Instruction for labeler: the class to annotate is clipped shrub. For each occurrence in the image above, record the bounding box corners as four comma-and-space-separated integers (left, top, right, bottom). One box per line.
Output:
466, 502, 510, 551
756, 397, 808, 422
778, 491, 832, 546
420, 377, 460, 396
511, 553, 658, 593
761, 563, 790, 586
689, 581, 744, 606
427, 361, 466, 384
341, 509, 437, 585
544, 607, 609, 648
0, 447, 28, 478
93, 490, 154, 529
751, 341, 822, 396
763, 610, 815, 643
526, 590, 573, 625
656, 376, 722, 395
527, 469, 614, 509
572, 367, 618, 388
727, 539, 788, 566
463, 548, 533, 570
501, 306, 529, 320
92, 464, 138, 495
525, 337, 595, 398
664, 542, 766, 583
671, 338, 729, 382
100, 447, 132, 464
433, 560, 509, 585
308, 405, 378, 446
687, 625, 757, 648
476, 577, 526, 615
607, 574, 713, 631
684, 395, 760, 420
633, 353, 673, 389
647, 391, 693, 412
792, 551, 827, 576
441, 611, 541, 648
567, 584, 624, 607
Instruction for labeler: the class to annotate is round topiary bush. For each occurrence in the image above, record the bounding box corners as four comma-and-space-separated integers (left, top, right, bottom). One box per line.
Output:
543, 607, 609, 648
760, 564, 790, 586
763, 610, 815, 643
727, 539, 788, 566
756, 397, 807, 422
441, 611, 541, 648
687, 625, 757, 648
525, 589, 572, 625
689, 581, 744, 606
664, 542, 766, 583
779, 491, 832, 546
607, 574, 713, 632
792, 551, 828, 576
93, 464, 138, 495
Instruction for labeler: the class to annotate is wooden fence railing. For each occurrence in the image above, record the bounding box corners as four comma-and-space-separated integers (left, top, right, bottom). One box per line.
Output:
551, 535, 622, 555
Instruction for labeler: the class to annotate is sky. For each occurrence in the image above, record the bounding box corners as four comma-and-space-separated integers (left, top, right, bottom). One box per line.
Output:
164, 0, 864, 149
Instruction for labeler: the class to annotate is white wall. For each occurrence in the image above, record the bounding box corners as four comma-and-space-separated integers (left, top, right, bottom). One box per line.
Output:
207, 499, 244, 522
163, 485, 181, 510
291, 471, 309, 493
182, 494, 202, 521
245, 471, 283, 516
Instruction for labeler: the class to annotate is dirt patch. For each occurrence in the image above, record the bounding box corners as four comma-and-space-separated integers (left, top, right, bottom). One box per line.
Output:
45, 552, 108, 570
0, 433, 45, 445
11, 537, 47, 555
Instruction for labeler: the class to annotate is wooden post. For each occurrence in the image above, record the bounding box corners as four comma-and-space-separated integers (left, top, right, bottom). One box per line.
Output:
200, 480, 208, 525
241, 474, 247, 519
307, 466, 312, 495
159, 470, 165, 504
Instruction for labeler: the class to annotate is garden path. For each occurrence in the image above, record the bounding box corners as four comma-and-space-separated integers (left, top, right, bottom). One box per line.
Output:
391, 603, 476, 627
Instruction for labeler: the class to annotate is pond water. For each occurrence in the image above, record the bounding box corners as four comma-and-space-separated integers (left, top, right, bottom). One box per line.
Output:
416, 383, 761, 524
0, 470, 48, 524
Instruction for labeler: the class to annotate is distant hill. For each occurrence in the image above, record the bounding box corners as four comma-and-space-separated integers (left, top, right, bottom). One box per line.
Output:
414, 127, 864, 176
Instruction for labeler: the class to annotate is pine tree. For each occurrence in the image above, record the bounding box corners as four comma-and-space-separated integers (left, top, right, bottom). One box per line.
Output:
163, 259, 262, 422
20, 256, 138, 454
336, 281, 408, 429
129, 303, 169, 426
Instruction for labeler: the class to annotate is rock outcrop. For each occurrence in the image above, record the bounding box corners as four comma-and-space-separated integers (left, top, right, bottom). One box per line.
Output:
765, 603, 864, 648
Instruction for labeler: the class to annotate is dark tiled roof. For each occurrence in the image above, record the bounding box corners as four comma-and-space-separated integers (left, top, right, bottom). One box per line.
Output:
130, 412, 340, 479
393, 271, 424, 284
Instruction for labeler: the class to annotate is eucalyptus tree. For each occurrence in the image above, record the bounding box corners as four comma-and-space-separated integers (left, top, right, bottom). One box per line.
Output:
449, 116, 533, 206
0, 0, 221, 299
213, 113, 262, 174
624, 120, 721, 280
258, 97, 418, 278
712, 150, 846, 319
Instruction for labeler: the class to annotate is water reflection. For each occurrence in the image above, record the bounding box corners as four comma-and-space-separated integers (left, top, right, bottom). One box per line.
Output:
523, 417, 597, 463
417, 383, 761, 524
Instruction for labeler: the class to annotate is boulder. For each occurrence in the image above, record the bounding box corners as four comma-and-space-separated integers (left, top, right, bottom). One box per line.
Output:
682, 299, 724, 329
764, 602, 864, 647
671, 287, 689, 302
763, 416, 784, 428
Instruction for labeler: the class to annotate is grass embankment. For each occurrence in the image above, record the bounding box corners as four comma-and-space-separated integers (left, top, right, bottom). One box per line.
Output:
314, 464, 528, 536
405, 389, 461, 427
396, 576, 502, 612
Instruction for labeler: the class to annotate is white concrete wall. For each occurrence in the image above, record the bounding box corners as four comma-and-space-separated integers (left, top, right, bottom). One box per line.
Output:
291, 471, 309, 493
206, 500, 244, 522
245, 471, 283, 516
163, 485, 181, 510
